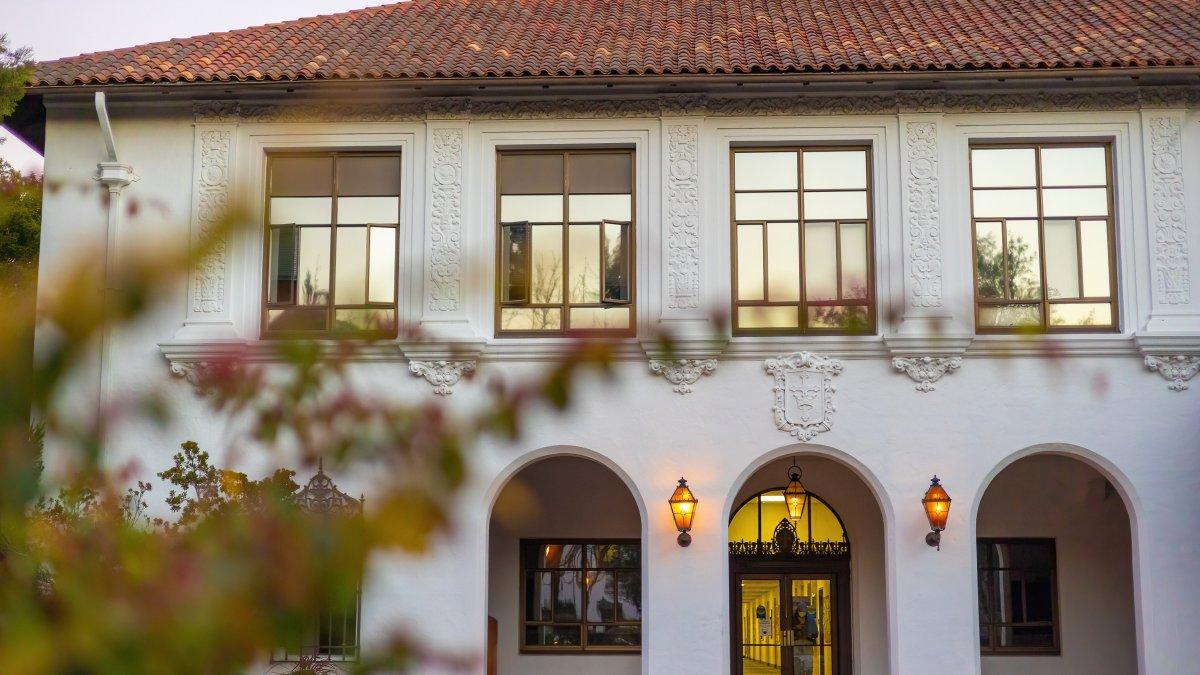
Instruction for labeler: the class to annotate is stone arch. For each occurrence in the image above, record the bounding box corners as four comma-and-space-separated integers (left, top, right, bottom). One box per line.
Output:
484, 445, 649, 675
970, 443, 1143, 675
724, 443, 896, 675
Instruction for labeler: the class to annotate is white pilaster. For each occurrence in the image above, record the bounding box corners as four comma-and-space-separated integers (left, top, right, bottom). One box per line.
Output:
1140, 109, 1198, 333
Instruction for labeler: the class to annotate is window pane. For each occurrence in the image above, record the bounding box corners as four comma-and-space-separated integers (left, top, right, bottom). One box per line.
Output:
974, 221, 1004, 299
979, 304, 1041, 328
1050, 302, 1112, 327
336, 155, 400, 196
603, 222, 630, 303
368, 227, 397, 304
270, 197, 332, 225
501, 224, 530, 303
804, 191, 867, 220
616, 573, 641, 621
590, 543, 640, 568
501, 195, 563, 223
536, 543, 585, 568
333, 308, 395, 333
803, 150, 867, 190
524, 625, 582, 648
568, 224, 601, 303
738, 305, 799, 329
298, 228, 331, 305
268, 227, 297, 304
337, 197, 399, 225
1042, 188, 1108, 217
569, 194, 631, 223
840, 222, 869, 300
971, 148, 1035, 188
334, 226, 367, 304
808, 305, 868, 330
553, 572, 582, 621
804, 221, 837, 301
586, 571, 616, 622
569, 307, 630, 330
586, 625, 641, 647
736, 192, 799, 221
1041, 147, 1107, 186
267, 308, 326, 332
1044, 219, 1080, 299
531, 225, 563, 304
972, 189, 1037, 218
736, 224, 765, 301
1006, 220, 1042, 300
271, 156, 333, 196
766, 222, 800, 302
500, 154, 563, 195
500, 307, 562, 331
568, 153, 631, 194
1080, 220, 1112, 298
1001, 626, 1055, 648
735, 151, 798, 190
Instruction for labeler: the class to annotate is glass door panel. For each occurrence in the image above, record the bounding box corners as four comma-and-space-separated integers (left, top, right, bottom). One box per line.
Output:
789, 578, 834, 675
739, 578, 784, 675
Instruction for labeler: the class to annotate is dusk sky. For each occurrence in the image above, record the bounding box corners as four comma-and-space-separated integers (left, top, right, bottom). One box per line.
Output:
2, 0, 386, 173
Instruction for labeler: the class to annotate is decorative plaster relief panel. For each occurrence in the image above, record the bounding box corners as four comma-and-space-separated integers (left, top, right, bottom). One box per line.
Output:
190, 128, 234, 316
649, 358, 716, 394
409, 359, 476, 395
892, 356, 961, 392
664, 123, 701, 311
1146, 115, 1190, 305
1145, 355, 1200, 391
764, 352, 844, 441
902, 121, 943, 309
427, 127, 465, 314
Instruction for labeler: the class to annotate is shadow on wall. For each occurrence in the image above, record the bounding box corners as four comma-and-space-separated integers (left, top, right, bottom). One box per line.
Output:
977, 454, 1135, 675
487, 455, 642, 675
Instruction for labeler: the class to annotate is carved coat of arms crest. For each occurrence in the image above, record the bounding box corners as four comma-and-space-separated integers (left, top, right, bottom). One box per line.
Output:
764, 352, 844, 441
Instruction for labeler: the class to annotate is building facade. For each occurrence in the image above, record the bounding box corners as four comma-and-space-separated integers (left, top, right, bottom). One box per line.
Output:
9, 1, 1200, 674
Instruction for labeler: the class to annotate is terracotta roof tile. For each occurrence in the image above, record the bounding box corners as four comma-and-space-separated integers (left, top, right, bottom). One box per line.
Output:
32, 0, 1200, 87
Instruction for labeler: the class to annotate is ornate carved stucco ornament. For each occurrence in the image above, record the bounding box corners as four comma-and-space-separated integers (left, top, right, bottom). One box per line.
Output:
408, 359, 476, 395
764, 352, 843, 441
649, 358, 717, 394
168, 360, 215, 393
892, 356, 962, 392
1144, 355, 1200, 391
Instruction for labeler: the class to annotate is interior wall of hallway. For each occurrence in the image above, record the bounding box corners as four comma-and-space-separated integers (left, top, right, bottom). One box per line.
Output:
731, 455, 889, 675
977, 455, 1136, 675
488, 455, 641, 675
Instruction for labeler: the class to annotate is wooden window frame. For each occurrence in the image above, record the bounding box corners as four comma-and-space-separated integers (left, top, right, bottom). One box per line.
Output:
729, 145, 877, 336
969, 142, 1119, 334
261, 150, 402, 339
519, 538, 642, 655
977, 538, 1061, 656
495, 149, 637, 338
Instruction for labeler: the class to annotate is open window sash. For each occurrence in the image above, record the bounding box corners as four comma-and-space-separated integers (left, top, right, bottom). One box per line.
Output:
600, 220, 631, 304
500, 221, 532, 305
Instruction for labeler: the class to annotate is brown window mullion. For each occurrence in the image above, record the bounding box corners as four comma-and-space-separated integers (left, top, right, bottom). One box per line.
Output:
797, 151, 808, 330
1033, 147, 1051, 332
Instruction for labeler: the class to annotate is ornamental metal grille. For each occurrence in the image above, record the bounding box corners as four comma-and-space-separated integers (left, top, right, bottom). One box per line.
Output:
728, 539, 851, 557
272, 464, 363, 664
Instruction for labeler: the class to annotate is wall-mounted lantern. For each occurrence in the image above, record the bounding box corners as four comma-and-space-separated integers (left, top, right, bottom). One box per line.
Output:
922, 475, 952, 549
783, 463, 808, 524
668, 477, 698, 547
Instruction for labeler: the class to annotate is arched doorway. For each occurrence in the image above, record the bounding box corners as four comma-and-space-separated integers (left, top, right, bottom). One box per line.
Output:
975, 453, 1136, 675
487, 454, 643, 675
728, 454, 887, 675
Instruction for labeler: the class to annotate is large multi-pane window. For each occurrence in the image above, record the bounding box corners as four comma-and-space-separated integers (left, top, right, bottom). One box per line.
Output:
978, 539, 1059, 655
263, 152, 400, 337
520, 540, 641, 653
970, 144, 1117, 332
731, 147, 874, 334
497, 150, 634, 335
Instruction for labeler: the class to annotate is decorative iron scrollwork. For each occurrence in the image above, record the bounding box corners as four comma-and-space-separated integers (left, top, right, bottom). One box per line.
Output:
295, 461, 363, 517
728, 540, 850, 557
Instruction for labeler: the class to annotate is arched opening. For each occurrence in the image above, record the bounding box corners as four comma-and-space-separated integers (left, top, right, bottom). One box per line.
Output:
975, 453, 1136, 675
487, 454, 643, 675
728, 454, 888, 675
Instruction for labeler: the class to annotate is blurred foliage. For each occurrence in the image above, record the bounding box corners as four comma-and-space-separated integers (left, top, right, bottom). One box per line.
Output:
0, 41, 629, 671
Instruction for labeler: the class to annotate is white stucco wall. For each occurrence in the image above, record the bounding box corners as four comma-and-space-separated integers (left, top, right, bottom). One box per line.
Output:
33, 89, 1200, 675
978, 455, 1136, 675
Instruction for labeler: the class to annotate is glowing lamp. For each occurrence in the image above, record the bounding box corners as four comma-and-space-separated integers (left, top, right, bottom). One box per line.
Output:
922, 475, 952, 549
668, 477, 698, 547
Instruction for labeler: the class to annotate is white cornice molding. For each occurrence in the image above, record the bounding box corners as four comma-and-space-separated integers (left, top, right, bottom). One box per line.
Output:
190, 86, 1200, 123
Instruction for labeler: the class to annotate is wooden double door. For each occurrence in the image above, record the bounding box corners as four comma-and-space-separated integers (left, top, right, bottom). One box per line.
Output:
731, 561, 850, 675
